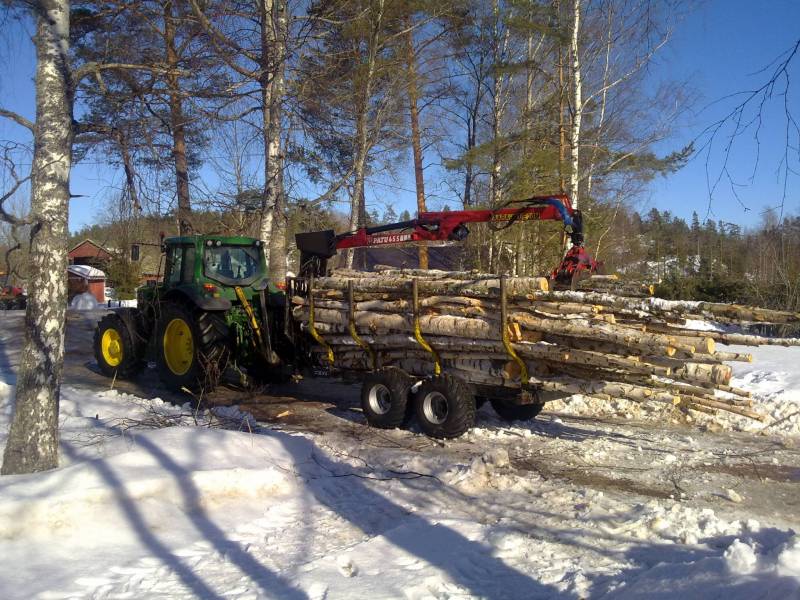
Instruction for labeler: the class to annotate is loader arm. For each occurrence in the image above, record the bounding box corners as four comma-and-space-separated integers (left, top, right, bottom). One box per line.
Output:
295, 194, 602, 285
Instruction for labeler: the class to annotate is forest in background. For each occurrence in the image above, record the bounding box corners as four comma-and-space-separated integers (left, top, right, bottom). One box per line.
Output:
63, 201, 800, 312
1, 0, 797, 310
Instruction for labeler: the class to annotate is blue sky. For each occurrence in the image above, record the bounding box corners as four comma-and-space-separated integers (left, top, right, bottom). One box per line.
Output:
648, 0, 800, 227
0, 0, 798, 233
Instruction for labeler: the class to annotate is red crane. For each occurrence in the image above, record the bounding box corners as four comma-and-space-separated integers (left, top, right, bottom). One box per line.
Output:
295, 194, 602, 287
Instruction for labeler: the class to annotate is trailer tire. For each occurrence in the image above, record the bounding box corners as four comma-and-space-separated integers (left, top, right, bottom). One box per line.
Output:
490, 398, 544, 422
361, 368, 412, 429
414, 374, 475, 439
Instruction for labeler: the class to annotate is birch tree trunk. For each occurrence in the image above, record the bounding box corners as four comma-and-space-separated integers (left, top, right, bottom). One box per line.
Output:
404, 23, 428, 269
164, 0, 192, 235
2, 0, 73, 474
264, 0, 288, 283
555, 0, 566, 193
568, 0, 582, 211
258, 0, 276, 258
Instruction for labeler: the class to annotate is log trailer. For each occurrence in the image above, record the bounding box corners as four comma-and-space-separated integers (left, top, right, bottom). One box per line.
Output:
93, 195, 598, 438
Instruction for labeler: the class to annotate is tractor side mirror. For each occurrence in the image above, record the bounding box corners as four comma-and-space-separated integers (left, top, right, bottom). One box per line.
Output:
131, 244, 140, 262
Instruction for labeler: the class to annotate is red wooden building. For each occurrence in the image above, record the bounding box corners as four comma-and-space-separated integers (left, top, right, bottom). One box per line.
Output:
68, 239, 113, 270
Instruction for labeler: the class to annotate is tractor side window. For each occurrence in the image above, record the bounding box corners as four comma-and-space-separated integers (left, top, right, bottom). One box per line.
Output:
166, 247, 183, 284
181, 246, 195, 284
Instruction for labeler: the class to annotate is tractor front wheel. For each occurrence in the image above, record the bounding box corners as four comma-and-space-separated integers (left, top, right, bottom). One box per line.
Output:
156, 303, 229, 394
94, 310, 145, 378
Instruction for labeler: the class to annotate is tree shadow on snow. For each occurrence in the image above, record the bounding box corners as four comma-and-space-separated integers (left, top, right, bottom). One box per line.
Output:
373, 470, 800, 599
60, 433, 309, 600
61, 415, 569, 599
587, 527, 799, 599
297, 446, 570, 599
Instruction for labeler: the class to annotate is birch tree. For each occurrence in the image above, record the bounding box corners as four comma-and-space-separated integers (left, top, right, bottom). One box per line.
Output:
187, 0, 290, 281
1, 0, 73, 474
568, 0, 581, 209
296, 0, 407, 269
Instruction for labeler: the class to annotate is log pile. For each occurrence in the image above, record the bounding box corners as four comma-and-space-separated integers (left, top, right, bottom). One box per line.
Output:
291, 268, 800, 422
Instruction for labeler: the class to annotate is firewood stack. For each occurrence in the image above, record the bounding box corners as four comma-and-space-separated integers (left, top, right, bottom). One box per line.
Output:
291, 267, 800, 422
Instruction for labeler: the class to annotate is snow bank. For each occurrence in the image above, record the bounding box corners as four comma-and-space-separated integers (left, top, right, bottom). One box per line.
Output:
0, 428, 302, 541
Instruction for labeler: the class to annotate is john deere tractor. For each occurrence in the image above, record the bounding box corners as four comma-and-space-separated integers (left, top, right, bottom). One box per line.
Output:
94, 235, 290, 393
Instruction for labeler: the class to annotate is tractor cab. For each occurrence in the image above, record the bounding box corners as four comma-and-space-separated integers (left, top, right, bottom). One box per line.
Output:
139, 235, 281, 310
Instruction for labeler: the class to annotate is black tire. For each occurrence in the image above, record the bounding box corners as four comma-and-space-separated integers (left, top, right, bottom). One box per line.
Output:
155, 303, 230, 393
94, 311, 145, 378
413, 374, 475, 439
490, 398, 544, 422
361, 367, 413, 429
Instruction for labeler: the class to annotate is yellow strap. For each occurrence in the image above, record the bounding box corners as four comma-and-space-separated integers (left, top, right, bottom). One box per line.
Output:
412, 278, 441, 375
235, 286, 266, 350
308, 282, 334, 365
500, 276, 528, 383
413, 319, 441, 375
347, 281, 376, 369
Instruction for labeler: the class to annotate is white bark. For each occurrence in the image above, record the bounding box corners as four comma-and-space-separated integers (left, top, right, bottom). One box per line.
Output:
259, 0, 288, 283
266, 0, 288, 283
569, 0, 582, 211
2, 0, 73, 474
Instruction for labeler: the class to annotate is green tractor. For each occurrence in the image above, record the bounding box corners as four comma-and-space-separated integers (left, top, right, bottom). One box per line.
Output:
93, 235, 290, 393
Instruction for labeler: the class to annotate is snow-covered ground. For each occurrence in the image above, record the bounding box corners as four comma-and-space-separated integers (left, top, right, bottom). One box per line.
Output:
0, 312, 799, 599
0, 386, 798, 597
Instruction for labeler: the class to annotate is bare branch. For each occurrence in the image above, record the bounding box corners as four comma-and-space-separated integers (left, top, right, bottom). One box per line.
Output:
0, 147, 34, 226
73, 62, 191, 84
0, 108, 34, 132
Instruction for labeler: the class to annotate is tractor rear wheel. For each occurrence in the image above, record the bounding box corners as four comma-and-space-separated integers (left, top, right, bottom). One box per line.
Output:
94, 310, 145, 378
155, 303, 230, 394
360, 367, 413, 429
413, 374, 475, 439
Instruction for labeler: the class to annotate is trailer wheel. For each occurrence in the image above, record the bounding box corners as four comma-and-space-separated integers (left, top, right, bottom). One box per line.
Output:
360, 368, 412, 429
490, 398, 544, 422
414, 374, 475, 439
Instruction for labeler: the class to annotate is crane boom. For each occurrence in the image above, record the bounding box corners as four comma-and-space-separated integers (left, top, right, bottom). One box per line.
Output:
295, 194, 602, 287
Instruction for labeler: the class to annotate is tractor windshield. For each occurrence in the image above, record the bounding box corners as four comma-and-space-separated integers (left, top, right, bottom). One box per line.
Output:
204, 245, 264, 286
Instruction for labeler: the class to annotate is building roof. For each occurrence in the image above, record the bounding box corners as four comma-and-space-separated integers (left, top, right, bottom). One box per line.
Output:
68, 239, 113, 260
68, 264, 105, 279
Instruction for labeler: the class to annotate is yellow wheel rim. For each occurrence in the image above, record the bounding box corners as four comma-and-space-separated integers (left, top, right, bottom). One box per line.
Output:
101, 328, 123, 367
163, 318, 194, 376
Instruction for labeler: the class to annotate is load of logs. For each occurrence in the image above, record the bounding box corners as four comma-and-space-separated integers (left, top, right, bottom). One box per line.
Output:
291, 267, 800, 422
